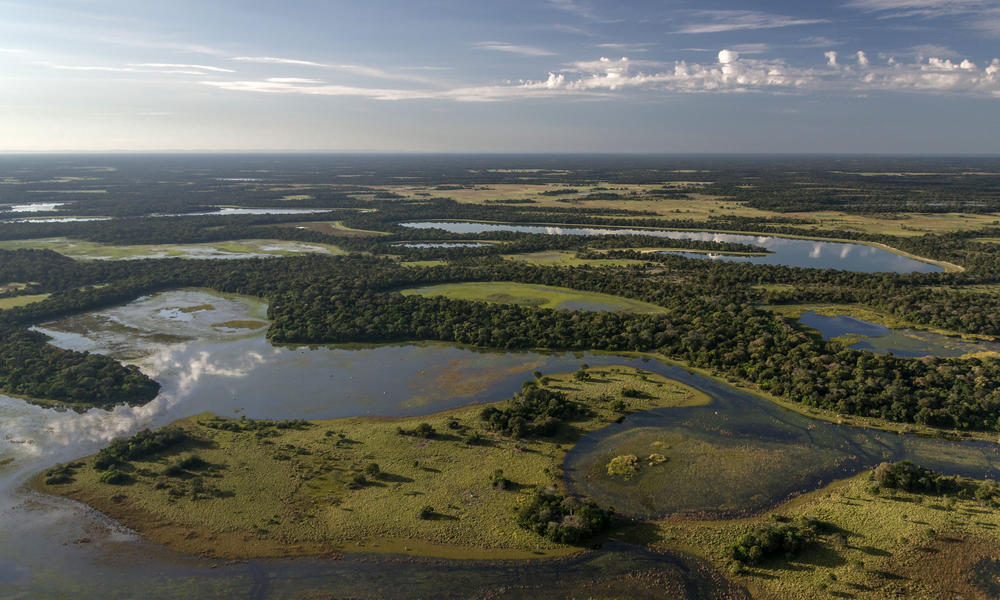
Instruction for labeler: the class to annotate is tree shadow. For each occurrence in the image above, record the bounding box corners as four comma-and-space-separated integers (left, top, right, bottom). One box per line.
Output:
378, 472, 415, 484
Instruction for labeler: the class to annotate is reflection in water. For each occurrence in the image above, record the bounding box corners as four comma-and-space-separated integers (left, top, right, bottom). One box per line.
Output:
0, 290, 746, 598
564, 360, 1000, 518
3, 289, 996, 597
401, 221, 943, 273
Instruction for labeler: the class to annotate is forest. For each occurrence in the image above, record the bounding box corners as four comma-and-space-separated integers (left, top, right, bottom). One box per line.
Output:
2, 155, 1000, 431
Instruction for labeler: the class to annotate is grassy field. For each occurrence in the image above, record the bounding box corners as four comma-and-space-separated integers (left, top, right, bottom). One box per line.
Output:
0, 237, 344, 260
284, 220, 389, 237
0, 293, 51, 309
36, 366, 708, 559
662, 473, 1000, 599
401, 281, 667, 314
370, 182, 1000, 237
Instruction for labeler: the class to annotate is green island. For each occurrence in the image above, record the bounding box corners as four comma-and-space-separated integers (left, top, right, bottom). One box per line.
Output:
36, 366, 707, 558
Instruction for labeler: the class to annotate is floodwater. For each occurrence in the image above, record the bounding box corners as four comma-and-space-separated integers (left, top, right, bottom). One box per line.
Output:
401, 221, 943, 273
798, 311, 1000, 358
0, 290, 741, 598
563, 361, 1000, 519
4, 289, 996, 596
3, 202, 65, 212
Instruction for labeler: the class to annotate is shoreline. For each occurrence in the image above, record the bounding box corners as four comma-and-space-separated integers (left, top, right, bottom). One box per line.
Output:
403, 218, 961, 272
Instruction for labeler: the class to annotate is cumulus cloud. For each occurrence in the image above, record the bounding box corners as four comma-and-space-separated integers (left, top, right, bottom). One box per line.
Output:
204, 49, 1000, 102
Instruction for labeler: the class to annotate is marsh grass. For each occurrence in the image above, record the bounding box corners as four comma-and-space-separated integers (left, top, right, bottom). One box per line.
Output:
37, 365, 705, 559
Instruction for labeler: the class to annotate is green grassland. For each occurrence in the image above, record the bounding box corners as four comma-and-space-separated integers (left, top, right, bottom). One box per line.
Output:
662, 473, 1000, 599
36, 366, 708, 559
0, 237, 344, 260
0, 293, 51, 309
372, 182, 1000, 237
401, 281, 667, 314
284, 220, 390, 237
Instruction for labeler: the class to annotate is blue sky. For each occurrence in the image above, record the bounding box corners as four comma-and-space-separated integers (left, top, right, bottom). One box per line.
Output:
1, 0, 998, 153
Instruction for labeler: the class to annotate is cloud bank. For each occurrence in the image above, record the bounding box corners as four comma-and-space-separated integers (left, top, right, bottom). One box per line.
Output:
203, 49, 1000, 101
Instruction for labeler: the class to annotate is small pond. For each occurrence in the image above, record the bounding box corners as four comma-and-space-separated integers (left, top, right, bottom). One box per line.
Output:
798, 311, 1000, 358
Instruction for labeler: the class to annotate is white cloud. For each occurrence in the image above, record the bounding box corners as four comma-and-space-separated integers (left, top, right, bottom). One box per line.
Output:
130, 63, 235, 73
673, 10, 828, 34
232, 56, 328, 67
204, 50, 1000, 102
595, 43, 655, 52
825, 51, 839, 66
857, 51, 870, 66
730, 43, 771, 55
473, 42, 556, 56
911, 44, 959, 58
843, 0, 1000, 37
799, 36, 844, 48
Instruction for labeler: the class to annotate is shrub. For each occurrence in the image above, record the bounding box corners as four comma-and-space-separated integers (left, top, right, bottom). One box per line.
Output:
363, 462, 380, 477
398, 423, 436, 438
874, 461, 961, 495
481, 388, 579, 438
490, 469, 511, 490
418, 505, 435, 520
729, 518, 821, 565
515, 487, 612, 545
98, 469, 129, 485
93, 427, 187, 471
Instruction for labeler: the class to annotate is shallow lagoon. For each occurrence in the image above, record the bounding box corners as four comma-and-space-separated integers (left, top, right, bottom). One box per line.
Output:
3, 289, 999, 596
0, 290, 742, 598
401, 221, 943, 273
798, 310, 1000, 357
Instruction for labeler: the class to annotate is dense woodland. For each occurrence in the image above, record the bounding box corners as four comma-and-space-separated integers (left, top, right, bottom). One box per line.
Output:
3, 156, 1000, 431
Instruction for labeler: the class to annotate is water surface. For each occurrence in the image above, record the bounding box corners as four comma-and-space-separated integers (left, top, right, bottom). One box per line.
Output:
799, 311, 1000, 358
402, 221, 942, 273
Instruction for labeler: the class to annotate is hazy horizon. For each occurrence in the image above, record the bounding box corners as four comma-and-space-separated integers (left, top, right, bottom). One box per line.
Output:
2, 0, 998, 153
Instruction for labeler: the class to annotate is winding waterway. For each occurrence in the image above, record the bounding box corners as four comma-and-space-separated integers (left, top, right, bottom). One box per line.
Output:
401, 221, 944, 273
2, 289, 997, 597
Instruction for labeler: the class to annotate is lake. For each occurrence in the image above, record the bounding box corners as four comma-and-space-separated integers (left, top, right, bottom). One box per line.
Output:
401, 221, 944, 273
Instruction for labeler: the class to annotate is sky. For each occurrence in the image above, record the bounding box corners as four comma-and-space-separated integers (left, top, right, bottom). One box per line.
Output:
0, 0, 998, 153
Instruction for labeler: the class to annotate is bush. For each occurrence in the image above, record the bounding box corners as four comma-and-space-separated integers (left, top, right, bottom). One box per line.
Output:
98, 469, 130, 485
398, 423, 436, 438
94, 427, 187, 471
481, 388, 579, 438
363, 462, 380, 476
418, 505, 435, 519
515, 487, 612, 545
874, 461, 961, 495
620, 387, 642, 398
490, 469, 511, 490
729, 518, 821, 565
